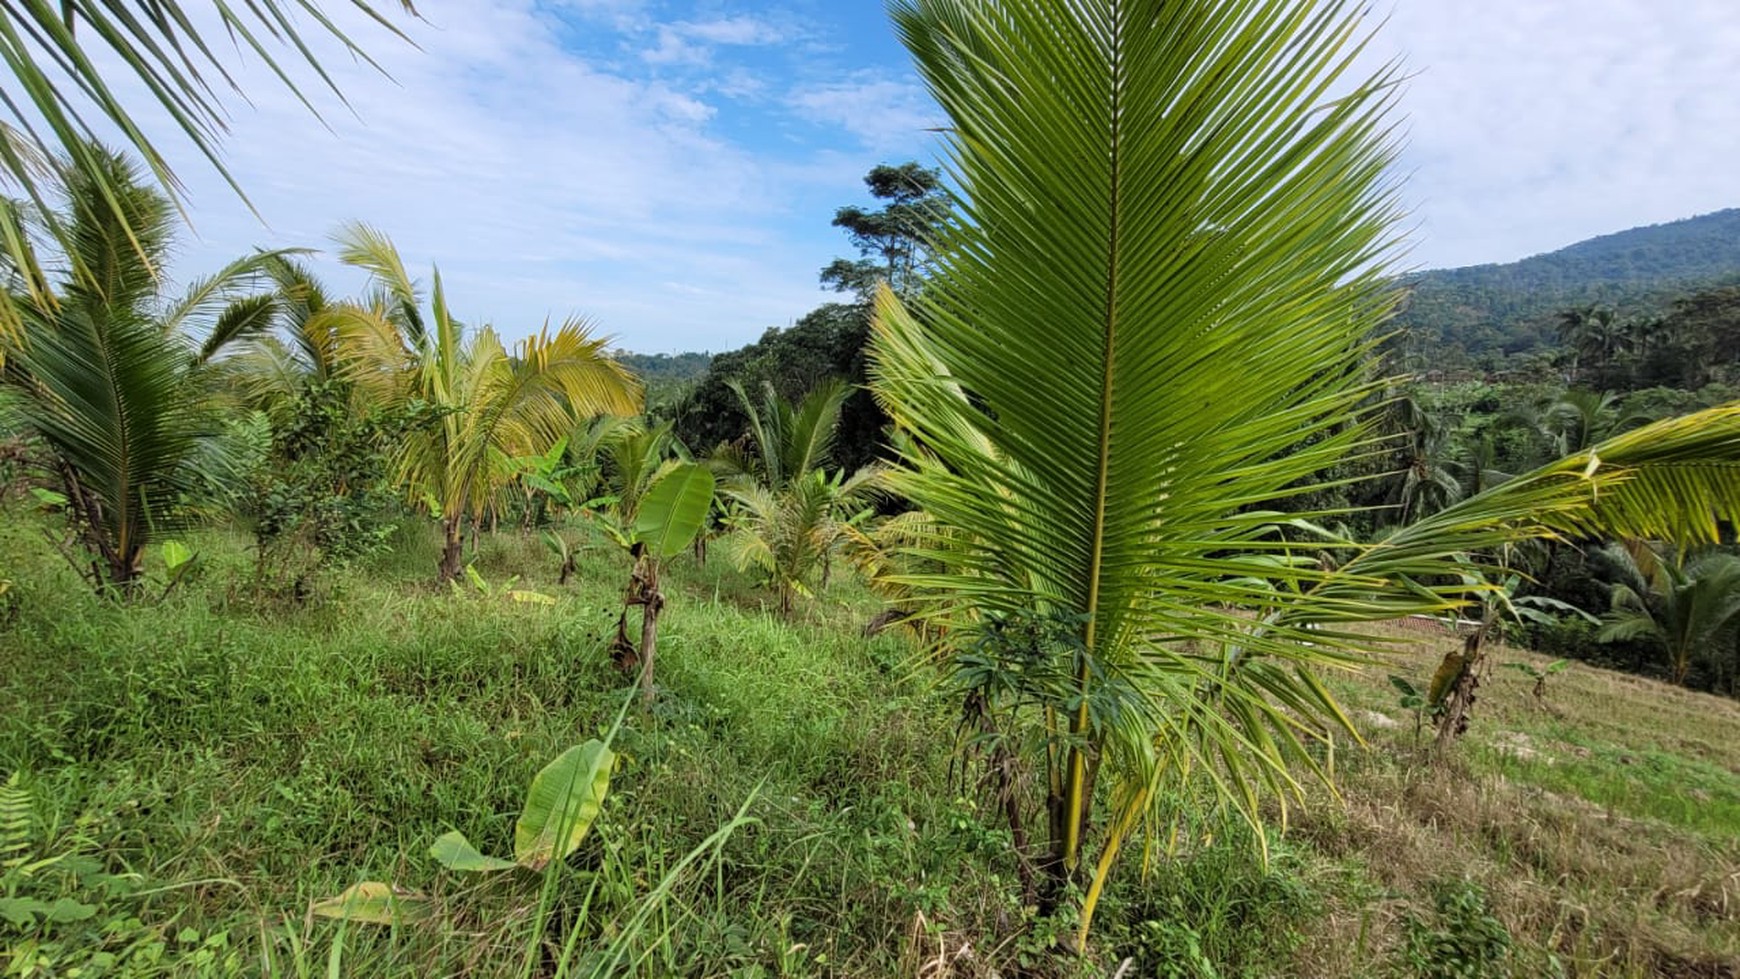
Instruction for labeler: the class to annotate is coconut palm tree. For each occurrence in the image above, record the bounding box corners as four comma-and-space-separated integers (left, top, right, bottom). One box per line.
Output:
871, 0, 1740, 947
715, 378, 882, 615
328, 224, 641, 580
1596, 541, 1740, 686
1382, 389, 1464, 525
1556, 306, 1630, 386
221, 255, 352, 418
1543, 389, 1636, 454
1, 148, 291, 593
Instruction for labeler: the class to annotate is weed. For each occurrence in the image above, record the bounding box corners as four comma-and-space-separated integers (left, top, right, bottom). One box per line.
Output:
1401, 878, 1513, 979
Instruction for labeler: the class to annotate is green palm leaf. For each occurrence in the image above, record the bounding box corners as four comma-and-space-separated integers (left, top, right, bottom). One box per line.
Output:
0, 3, 416, 338
2, 148, 279, 590
874, 0, 1405, 895
326, 225, 642, 580
866, 0, 1740, 946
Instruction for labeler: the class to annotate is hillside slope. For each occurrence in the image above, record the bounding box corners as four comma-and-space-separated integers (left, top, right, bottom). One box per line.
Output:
1396, 208, 1740, 358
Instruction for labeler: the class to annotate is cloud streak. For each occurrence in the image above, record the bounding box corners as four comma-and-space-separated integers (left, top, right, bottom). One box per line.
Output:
79, 0, 1740, 353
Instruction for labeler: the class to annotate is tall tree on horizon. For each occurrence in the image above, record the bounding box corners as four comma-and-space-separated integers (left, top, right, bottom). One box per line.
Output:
820, 161, 949, 303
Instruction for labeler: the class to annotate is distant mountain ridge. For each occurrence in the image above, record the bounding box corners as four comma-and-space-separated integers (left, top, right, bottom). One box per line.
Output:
1395, 208, 1740, 358
620, 209, 1740, 368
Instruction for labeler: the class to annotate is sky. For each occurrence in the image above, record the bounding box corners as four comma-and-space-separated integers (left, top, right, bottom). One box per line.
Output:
108, 0, 1740, 353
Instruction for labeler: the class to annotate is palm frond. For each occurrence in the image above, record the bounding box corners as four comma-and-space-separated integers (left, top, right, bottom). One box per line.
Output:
1299, 405, 1740, 623
334, 221, 425, 344
12, 300, 205, 575
161, 247, 306, 340
0, 3, 415, 337
195, 293, 280, 364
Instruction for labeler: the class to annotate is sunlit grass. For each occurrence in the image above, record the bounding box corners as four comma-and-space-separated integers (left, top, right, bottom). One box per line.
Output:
2, 506, 1738, 975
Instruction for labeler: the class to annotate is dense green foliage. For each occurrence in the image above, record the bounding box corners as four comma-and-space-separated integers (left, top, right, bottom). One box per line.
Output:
671, 303, 881, 472
1, 151, 288, 593
2, 506, 1737, 975
668, 162, 946, 475
612, 353, 711, 410
1394, 208, 1740, 361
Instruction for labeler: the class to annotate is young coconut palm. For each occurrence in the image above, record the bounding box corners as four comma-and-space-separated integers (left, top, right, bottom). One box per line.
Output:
716, 379, 881, 615
328, 223, 642, 580
1, 149, 293, 593
872, 0, 1740, 947
1596, 541, 1740, 686
220, 255, 353, 420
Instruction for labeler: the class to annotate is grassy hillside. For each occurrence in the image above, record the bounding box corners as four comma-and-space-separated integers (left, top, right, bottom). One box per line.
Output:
1395, 209, 1740, 358
1, 506, 1737, 976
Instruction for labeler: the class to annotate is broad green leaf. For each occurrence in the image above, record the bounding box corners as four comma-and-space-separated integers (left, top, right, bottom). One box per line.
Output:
464, 565, 488, 594
28, 487, 67, 509
311, 882, 430, 925
525, 474, 572, 505
428, 832, 516, 873
513, 740, 614, 871
160, 540, 194, 572
0, 896, 48, 926
632, 464, 715, 561
41, 897, 97, 923
508, 590, 557, 606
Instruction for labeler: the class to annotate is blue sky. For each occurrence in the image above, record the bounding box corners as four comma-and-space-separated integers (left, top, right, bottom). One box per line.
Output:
133, 1, 1740, 353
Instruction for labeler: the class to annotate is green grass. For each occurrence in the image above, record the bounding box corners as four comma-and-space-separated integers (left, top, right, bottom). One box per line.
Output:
2, 506, 1738, 976
1477, 734, 1740, 839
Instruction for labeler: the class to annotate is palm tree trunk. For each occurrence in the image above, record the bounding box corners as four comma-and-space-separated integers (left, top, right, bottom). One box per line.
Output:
58, 461, 139, 597
438, 516, 464, 582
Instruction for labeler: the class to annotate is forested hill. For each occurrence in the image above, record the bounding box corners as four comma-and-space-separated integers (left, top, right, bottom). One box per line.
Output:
613, 351, 712, 407
1395, 208, 1740, 359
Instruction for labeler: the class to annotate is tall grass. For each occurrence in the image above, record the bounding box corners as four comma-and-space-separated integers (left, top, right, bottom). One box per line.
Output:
3, 507, 1737, 974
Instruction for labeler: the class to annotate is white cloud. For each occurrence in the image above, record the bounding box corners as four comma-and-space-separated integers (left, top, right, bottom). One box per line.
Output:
642, 14, 792, 67
789, 74, 941, 152
59, 0, 1734, 357
82, 0, 869, 352
682, 16, 788, 46
1360, 0, 1740, 268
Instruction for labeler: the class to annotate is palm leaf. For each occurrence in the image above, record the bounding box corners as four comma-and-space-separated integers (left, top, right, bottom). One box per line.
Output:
876, 0, 1406, 844
0, 3, 416, 336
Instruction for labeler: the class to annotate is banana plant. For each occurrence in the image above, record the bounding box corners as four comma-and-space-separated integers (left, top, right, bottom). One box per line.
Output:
428, 740, 615, 873
513, 436, 602, 529
312, 738, 616, 926
543, 530, 580, 585
450, 564, 556, 606
1388, 675, 1430, 743
598, 463, 716, 707
1505, 659, 1569, 707
1429, 566, 1596, 749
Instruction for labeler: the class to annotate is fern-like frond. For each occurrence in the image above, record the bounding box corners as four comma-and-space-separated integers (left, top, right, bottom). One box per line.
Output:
0, 772, 32, 865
